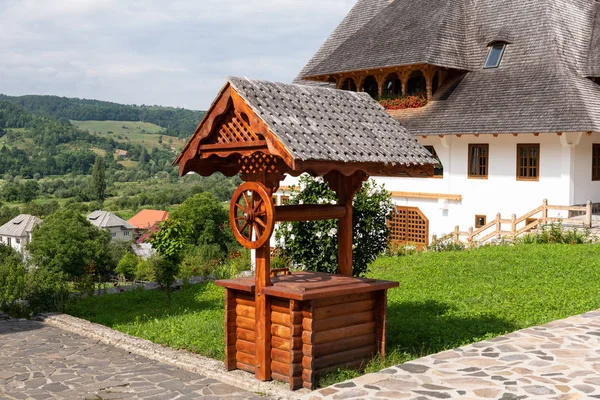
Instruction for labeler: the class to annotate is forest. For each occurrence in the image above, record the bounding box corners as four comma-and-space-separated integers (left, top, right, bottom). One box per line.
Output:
0, 94, 206, 138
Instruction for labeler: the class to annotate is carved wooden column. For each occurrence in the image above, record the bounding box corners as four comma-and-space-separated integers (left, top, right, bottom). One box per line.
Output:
423, 66, 435, 101
400, 70, 410, 96
376, 73, 386, 98
324, 170, 367, 276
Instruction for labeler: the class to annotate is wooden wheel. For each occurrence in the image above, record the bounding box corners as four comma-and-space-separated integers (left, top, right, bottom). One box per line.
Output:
230, 182, 274, 249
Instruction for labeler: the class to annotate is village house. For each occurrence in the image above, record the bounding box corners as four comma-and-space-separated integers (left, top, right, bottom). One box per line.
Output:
0, 214, 41, 254
288, 0, 600, 246
87, 211, 135, 241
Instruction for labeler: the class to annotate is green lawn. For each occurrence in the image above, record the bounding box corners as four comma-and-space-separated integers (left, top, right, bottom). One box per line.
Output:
70, 120, 186, 152
65, 244, 600, 384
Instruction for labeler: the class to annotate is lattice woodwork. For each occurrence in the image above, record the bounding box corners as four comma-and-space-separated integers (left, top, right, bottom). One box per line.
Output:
388, 206, 429, 247
207, 109, 264, 145
238, 152, 282, 175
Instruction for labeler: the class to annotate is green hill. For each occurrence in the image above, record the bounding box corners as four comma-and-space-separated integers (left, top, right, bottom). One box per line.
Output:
0, 94, 205, 138
71, 120, 187, 152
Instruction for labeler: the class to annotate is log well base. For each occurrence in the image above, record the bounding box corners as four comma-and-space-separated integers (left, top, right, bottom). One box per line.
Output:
216, 272, 398, 390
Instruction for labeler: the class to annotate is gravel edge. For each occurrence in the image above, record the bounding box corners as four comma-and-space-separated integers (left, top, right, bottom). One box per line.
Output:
38, 313, 305, 400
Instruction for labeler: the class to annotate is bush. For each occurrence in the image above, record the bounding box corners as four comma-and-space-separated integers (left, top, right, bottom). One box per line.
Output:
428, 236, 466, 252
135, 258, 154, 282
25, 267, 70, 314
275, 176, 393, 276
149, 255, 179, 307
116, 252, 139, 280
179, 244, 224, 285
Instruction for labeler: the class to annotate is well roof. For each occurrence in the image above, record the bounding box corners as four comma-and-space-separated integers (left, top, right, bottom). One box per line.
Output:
228, 77, 436, 166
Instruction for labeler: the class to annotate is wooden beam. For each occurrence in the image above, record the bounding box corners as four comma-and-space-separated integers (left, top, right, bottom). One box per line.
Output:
324, 171, 367, 277
254, 243, 272, 381
391, 191, 462, 201
275, 205, 346, 222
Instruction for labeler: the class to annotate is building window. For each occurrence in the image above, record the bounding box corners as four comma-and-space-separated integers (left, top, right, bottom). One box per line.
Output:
517, 144, 540, 181
468, 144, 489, 179
593, 144, 600, 181
16, 238, 20, 244
112, 232, 117, 238
383, 73, 401, 97
281, 195, 290, 205
6, 238, 11, 246
407, 70, 426, 95
475, 215, 487, 228
124, 231, 130, 237
362, 75, 379, 99
484, 42, 506, 68
424, 146, 443, 178
341, 78, 357, 92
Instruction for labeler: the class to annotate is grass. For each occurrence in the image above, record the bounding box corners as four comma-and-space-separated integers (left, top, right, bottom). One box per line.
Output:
70, 120, 186, 152
65, 244, 600, 386
66, 283, 226, 359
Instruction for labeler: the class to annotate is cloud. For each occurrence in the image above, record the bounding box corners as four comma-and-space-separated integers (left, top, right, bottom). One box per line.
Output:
0, 0, 355, 109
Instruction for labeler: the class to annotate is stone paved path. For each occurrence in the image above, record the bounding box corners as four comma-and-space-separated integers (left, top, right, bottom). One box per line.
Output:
0, 319, 267, 400
304, 309, 600, 400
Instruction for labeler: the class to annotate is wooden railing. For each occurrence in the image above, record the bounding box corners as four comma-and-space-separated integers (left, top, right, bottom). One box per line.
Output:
441, 199, 593, 246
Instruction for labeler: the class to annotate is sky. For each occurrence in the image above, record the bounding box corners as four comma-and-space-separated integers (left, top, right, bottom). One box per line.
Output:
0, 0, 355, 110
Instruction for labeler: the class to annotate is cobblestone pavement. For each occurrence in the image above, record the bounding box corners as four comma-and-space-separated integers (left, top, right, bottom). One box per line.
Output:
304, 310, 600, 400
0, 319, 268, 400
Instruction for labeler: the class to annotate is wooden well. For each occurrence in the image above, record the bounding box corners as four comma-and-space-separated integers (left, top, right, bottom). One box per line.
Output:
217, 272, 397, 389
175, 77, 435, 390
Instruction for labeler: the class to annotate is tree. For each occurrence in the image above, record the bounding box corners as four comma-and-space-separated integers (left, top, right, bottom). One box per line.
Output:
169, 192, 235, 254
149, 255, 179, 307
28, 209, 111, 279
115, 252, 139, 280
275, 176, 393, 276
91, 156, 106, 201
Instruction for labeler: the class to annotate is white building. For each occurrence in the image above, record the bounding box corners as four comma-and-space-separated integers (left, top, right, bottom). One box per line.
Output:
87, 211, 135, 241
0, 214, 42, 254
288, 0, 600, 246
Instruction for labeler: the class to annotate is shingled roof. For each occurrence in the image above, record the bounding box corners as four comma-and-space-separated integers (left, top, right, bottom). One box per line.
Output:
87, 211, 134, 230
304, 0, 474, 77
297, 0, 600, 135
293, 0, 389, 84
175, 77, 437, 178
227, 77, 436, 165
0, 214, 41, 238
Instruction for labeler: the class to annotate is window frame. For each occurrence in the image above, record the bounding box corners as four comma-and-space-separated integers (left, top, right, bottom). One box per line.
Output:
424, 145, 443, 178
468, 144, 489, 179
593, 144, 600, 181
475, 215, 487, 228
516, 143, 540, 181
484, 42, 506, 69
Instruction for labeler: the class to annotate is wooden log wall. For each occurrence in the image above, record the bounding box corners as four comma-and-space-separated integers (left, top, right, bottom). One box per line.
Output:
224, 288, 387, 390
233, 291, 256, 374
300, 292, 379, 390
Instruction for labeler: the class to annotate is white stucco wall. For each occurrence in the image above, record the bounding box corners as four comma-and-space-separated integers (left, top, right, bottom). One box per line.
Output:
278, 132, 598, 240
573, 133, 600, 205
106, 226, 134, 241
0, 234, 28, 253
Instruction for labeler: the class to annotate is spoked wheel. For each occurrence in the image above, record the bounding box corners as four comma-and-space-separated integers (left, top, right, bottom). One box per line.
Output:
230, 182, 275, 249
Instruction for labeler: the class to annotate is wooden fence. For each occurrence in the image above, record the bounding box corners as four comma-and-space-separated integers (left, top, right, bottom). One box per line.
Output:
438, 199, 593, 247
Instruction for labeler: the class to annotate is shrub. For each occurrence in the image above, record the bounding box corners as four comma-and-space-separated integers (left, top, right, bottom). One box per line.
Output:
135, 258, 154, 282
428, 236, 466, 252
179, 244, 224, 285
116, 252, 139, 280
275, 176, 393, 276
25, 267, 70, 313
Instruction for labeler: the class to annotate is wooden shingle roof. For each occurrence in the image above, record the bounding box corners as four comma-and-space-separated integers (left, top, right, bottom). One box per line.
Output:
175, 77, 437, 178
297, 0, 600, 135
